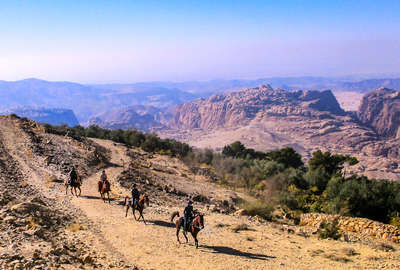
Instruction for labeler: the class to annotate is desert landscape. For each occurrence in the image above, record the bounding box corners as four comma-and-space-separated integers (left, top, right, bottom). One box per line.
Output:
1, 115, 400, 269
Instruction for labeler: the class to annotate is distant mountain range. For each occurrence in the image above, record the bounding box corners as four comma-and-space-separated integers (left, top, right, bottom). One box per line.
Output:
0, 107, 79, 126
0, 76, 399, 124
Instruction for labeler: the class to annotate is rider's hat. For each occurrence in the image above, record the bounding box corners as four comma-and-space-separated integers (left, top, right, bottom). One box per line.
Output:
132, 183, 136, 188
187, 200, 193, 205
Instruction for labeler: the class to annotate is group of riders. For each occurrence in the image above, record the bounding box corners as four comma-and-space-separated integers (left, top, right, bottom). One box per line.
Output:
67, 167, 196, 232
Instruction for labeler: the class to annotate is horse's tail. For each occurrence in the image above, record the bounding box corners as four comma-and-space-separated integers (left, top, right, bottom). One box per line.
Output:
124, 196, 130, 206
170, 211, 180, 222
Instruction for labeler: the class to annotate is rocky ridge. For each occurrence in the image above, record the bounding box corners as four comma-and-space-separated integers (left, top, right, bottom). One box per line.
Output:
358, 87, 400, 139
160, 85, 400, 181
171, 85, 345, 130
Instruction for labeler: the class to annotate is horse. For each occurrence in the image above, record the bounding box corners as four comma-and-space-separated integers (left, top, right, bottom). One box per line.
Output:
171, 211, 204, 248
124, 194, 150, 224
65, 175, 82, 197
98, 179, 111, 203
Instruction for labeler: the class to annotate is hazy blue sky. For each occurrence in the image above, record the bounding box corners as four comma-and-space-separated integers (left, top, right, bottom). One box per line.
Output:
0, 0, 399, 83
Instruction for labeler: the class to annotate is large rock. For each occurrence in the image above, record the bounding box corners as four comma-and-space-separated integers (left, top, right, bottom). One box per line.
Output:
357, 87, 400, 138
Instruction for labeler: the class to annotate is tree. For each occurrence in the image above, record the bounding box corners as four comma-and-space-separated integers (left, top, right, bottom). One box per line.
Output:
308, 150, 358, 177
266, 147, 303, 169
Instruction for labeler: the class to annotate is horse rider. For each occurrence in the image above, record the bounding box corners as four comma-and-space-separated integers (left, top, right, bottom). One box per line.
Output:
131, 183, 140, 209
68, 166, 77, 185
184, 200, 194, 231
100, 169, 107, 183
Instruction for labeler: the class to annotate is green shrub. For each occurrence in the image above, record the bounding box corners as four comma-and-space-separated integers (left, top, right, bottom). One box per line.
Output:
242, 200, 274, 221
318, 218, 342, 240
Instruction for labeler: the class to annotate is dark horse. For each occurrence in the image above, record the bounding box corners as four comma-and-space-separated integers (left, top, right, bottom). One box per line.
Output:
65, 175, 82, 197
98, 179, 111, 203
124, 194, 150, 224
171, 211, 204, 248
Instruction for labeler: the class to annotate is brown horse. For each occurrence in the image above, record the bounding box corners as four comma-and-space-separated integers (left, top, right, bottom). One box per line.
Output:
65, 175, 82, 197
124, 194, 150, 224
171, 211, 204, 248
98, 179, 111, 203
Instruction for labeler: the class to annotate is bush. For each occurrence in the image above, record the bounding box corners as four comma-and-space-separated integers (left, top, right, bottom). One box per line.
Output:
318, 218, 342, 240
241, 200, 274, 221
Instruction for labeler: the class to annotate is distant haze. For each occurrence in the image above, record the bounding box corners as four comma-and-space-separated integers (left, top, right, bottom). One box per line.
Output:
0, 1, 399, 83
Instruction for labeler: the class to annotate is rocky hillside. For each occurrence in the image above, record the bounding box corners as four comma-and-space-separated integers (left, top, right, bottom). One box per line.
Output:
358, 87, 400, 139
171, 85, 345, 130
0, 107, 80, 126
159, 85, 400, 181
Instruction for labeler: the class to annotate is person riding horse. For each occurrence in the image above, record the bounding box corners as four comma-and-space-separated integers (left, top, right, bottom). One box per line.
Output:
184, 200, 194, 231
68, 166, 78, 185
131, 183, 140, 209
100, 169, 107, 183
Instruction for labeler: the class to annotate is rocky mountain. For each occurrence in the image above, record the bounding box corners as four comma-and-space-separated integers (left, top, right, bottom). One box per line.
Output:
171, 85, 345, 130
0, 107, 79, 126
159, 85, 400, 181
87, 105, 171, 132
358, 87, 400, 139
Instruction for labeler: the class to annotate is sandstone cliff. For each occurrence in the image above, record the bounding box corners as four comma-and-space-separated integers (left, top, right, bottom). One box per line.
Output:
171, 85, 345, 130
358, 87, 400, 139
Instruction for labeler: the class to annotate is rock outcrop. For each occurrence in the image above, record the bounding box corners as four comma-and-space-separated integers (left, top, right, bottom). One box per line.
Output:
358, 87, 400, 138
171, 85, 345, 130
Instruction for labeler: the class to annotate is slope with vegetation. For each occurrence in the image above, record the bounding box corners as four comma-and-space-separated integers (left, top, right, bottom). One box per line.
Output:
1, 115, 400, 269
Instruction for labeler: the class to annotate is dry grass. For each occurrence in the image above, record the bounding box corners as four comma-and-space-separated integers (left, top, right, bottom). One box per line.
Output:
373, 242, 396, 252
341, 247, 358, 256
231, 223, 253, 233
310, 249, 325, 257
246, 236, 255, 241
67, 223, 85, 232
323, 253, 352, 263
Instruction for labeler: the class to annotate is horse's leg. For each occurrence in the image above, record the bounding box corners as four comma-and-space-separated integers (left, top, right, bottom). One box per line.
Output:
140, 210, 146, 225
107, 192, 111, 204
78, 186, 81, 196
183, 230, 188, 243
125, 204, 130, 217
192, 231, 199, 248
65, 185, 68, 195
176, 224, 181, 244
70, 186, 74, 195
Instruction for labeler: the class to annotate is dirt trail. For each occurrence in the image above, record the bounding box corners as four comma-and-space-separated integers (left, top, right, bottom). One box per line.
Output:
70, 139, 400, 270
